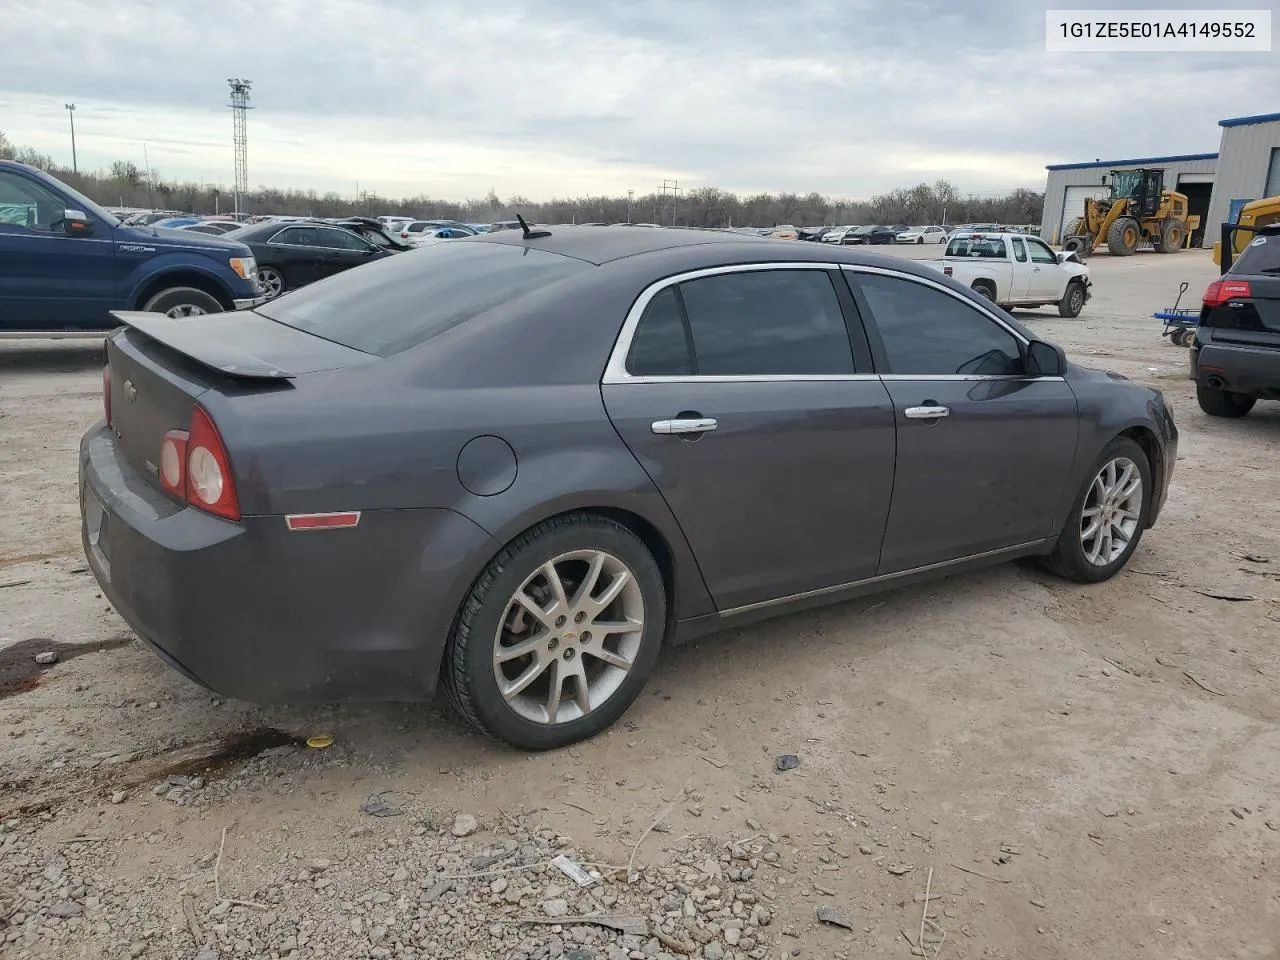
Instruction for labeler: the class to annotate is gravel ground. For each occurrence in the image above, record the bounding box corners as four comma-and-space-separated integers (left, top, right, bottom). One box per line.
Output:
1, 246, 1279, 960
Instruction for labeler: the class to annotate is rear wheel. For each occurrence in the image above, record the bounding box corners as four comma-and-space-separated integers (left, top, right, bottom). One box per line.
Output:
1196, 383, 1256, 418
1156, 217, 1184, 253
1106, 217, 1140, 256
142, 287, 223, 318
1057, 280, 1086, 318
973, 282, 996, 302
1040, 438, 1150, 583
443, 514, 666, 750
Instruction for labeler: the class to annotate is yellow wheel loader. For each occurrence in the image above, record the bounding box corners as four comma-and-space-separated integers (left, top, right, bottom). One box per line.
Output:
1061, 168, 1199, 258
1212, 194, 1280, 266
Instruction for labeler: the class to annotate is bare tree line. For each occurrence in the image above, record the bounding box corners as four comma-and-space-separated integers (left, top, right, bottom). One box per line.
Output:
2, 131, 1044, 227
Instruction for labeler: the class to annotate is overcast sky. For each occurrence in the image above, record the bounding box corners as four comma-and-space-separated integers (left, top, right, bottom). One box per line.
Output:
2, 0, 1276, 201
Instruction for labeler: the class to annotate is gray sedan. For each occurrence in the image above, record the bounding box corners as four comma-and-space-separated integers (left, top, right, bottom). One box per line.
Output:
80, 226, 1177, 750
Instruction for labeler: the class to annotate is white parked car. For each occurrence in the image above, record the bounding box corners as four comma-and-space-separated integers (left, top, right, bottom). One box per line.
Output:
895, 225, 948, 244
399, 221, 477, 245
918, 232, 1092, 316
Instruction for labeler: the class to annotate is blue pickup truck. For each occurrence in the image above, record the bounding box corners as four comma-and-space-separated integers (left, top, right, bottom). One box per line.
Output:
0, 160, 262, 334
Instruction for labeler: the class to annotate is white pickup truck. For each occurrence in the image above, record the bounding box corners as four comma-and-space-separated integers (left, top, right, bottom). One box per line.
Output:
919, 232, 1092, 317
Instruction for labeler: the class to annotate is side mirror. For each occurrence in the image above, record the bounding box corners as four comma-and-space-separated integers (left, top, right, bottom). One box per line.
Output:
62, 209, 94, 236
1026, 339, 1066, 377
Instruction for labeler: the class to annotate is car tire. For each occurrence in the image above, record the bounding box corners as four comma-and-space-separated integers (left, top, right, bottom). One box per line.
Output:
257, 266, 286, 300
142, 287, 224, 318
1039, 437, 1151, 583
443, 513, 667, 750
1057, 280, 1086, 318
916, 237, 924, 244
1196, 383, 1256, 418
972, 282, 996, 302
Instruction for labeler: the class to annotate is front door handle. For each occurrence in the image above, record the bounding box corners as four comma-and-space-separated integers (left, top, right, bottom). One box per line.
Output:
651, 417, 718, 435
903, 405, 950, 420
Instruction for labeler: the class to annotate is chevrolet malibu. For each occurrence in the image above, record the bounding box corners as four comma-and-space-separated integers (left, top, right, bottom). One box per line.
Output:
81, 226, 1177, 750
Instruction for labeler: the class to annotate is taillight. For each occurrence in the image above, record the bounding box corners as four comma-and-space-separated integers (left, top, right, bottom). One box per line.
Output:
1203, 278, 1251, 307
159, 430, 189, 496
943, 266, 953, 276
185, 406, 240, 520
103, 364, 111, 425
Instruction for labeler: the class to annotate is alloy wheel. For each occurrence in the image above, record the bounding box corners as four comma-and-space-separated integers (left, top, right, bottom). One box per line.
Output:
492, 550, 644, 725
1080, 457, 1143, 566
259, 268, 284, 299
164, 304, 208, 318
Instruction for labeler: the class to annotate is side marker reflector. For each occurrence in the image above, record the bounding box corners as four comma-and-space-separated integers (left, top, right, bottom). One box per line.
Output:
285, 511, 361, 531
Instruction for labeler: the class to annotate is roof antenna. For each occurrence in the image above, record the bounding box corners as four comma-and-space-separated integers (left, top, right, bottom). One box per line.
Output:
516, 213, 551, 239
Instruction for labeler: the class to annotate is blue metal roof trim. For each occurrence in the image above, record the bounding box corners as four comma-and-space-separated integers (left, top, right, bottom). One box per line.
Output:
1219, 112, 1280, 128
1045, 153, 1218, 171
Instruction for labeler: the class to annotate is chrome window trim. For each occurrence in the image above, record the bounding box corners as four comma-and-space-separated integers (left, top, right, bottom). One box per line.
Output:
601, 260, 1067, 386
266, 227, 298, 245
840, 263, 1030, 344
0, 231, 113, 244
602, 262, 852, 385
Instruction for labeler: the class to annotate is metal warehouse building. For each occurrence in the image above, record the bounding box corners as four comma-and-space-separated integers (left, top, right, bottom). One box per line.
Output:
1041, 112, 1280, 248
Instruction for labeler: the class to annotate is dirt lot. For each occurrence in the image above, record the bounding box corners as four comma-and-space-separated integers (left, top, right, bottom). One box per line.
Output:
2, 247, 1278, 960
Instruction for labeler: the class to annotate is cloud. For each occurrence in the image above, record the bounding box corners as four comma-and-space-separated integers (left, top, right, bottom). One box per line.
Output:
2, 0, 1275, 199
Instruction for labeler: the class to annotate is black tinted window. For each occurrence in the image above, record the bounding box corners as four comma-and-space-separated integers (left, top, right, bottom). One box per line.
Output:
257, 241, 589, 357
856, 273, 1022, 376
677, 270, 854, 375
627, 288, 692, 376
1231, 232, 1280, 274
315, 227, 371, 250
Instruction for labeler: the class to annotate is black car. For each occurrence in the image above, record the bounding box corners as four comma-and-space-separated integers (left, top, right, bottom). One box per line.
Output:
223, 220, 392, 300
1191, 224, 1280, 418
847, 225, 897, 245
330, 217, 416, 253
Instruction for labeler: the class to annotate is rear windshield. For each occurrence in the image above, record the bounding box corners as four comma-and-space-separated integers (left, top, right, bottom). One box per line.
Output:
257, 241, 590, 357
946, 237, 1007, 258
1230, 232, 1280, 275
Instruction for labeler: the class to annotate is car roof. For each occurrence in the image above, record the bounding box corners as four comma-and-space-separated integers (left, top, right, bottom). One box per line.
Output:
462, 224, 961, 271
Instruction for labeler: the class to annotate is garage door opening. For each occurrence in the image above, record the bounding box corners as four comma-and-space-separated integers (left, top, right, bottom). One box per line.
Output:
1176, 179, 1213, 247
1058, 184, 1108, 243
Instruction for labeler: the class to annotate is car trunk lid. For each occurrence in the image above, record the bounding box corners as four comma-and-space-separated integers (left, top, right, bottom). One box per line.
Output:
105, 310, 375, 497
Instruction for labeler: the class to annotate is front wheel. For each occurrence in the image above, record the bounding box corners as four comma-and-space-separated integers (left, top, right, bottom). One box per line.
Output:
257, 266, 286, 300
1058, 280, 1086, 318
443, 514, 666, 750
142, 287, 223, 318
1196, 383, 1256, 418
1039, 438, 1151, 583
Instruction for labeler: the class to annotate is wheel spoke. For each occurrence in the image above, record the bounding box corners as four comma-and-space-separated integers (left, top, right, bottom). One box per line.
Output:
589, 617, 643, 637
1115, 462, 1135, 495
544, 659, 565, 723
541, 561, 570, 613
1081, 506, 1102, 519
513, 589, 556, 630
1081, 518, 1101, 541
1085, 532, 1104, 563
1117, 506, 1141, 522
567, 660, 591, 716
1090, 476, 1106, 506
495, 633, 547, 664
501, 659, 547, 699
587, 646, 634, 671
1119, 477, 1141, 501
570, 552, 606, 609
584, 570, 631, 617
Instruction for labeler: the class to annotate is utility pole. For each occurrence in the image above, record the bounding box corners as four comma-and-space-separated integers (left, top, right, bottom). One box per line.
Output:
627, 188, 634, 224
142, 142, 154, 210
227, 78, 253, 217
64, 103, 77, 173
661, 179, 682, 226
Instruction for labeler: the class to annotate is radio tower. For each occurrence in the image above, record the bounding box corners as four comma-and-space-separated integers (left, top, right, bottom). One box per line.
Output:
227, 79, 253, 216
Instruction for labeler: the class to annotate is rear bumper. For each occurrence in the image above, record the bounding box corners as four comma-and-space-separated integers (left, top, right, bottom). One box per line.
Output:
79, 423, 498, 703
1191, 340, 1280, 396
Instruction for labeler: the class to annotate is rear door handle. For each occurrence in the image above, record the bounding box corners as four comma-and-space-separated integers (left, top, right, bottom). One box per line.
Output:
651, 418, 718, 435
903, 405, 950, 420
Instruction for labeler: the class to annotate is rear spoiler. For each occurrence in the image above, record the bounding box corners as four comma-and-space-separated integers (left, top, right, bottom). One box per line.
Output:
110, 311, 295, 380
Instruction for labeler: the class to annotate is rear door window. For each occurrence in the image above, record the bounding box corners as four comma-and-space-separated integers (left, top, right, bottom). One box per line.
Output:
257, 241, 590, 357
